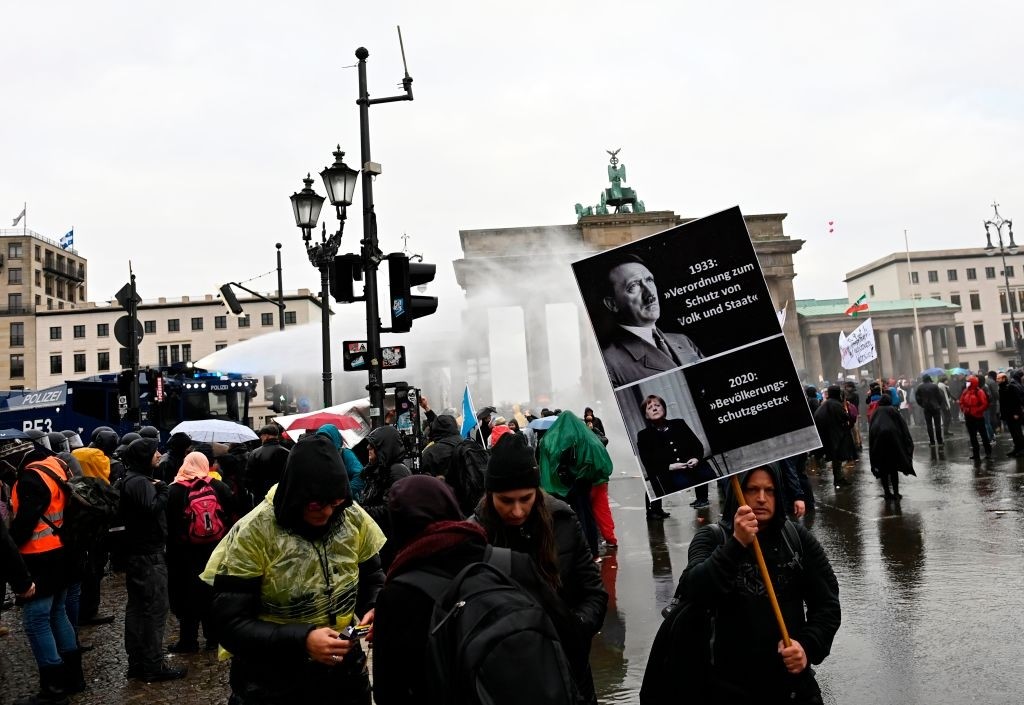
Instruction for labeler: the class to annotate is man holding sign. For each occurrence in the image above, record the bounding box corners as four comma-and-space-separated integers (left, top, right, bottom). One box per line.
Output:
678, 465, 841, 704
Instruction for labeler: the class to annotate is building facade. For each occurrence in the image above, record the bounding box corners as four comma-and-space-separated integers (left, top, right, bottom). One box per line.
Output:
0, 228, 89, 389
846, 247, 1024, 370
33, 290, 325, 389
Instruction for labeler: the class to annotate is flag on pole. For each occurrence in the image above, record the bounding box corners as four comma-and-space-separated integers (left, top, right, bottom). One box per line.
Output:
460, 384, 478, 439
59, 229, 74, 249
11, 207, 25, 227
839, 317, 877, 369
845, 293, 869, 317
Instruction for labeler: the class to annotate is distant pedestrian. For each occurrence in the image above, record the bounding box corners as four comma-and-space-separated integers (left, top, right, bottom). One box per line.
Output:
868, 395, 915, 501
245, 425, 290, 500
996, 373, 1024, 456
960, 375, 992, 460
813, 385, 856, 489
914, 374, 946, 446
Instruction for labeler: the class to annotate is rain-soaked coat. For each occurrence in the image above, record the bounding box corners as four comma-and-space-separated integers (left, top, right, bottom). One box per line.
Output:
678, 465, 841, 703
358, 426, 412, 537
204, 434, 386, 705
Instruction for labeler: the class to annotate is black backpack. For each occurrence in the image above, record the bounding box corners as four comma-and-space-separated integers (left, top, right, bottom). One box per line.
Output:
392, 545, 580, 705
640, 522, 803, 705
33, 461, 121, 555
443, 438, 488, 517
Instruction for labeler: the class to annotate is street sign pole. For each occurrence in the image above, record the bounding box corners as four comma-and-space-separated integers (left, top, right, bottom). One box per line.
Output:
129, 266, 140, 426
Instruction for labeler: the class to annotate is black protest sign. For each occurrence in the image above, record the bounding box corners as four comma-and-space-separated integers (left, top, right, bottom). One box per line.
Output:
573, 207, 819, 501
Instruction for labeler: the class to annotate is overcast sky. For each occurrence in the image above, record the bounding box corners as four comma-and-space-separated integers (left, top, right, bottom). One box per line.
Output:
3, 2, 1023, 321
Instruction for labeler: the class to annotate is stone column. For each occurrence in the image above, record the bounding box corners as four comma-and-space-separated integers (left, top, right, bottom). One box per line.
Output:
523, 303, 552, 406
461, 305, 492, 403
875, 328, 893, 379
578, 305, 602, 403
805, 334, 824, 384
930, 328, 943, 367
945, 325, 959, 368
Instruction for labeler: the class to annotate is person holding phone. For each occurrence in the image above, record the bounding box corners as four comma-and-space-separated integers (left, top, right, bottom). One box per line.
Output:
205, 434, 386, 705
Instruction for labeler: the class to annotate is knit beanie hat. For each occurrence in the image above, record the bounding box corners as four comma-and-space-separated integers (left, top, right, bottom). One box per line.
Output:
485, 433, 540, 492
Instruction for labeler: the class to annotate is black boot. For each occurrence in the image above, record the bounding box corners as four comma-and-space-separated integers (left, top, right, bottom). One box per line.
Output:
12, 664, 69, 705
61, 650, 86, 694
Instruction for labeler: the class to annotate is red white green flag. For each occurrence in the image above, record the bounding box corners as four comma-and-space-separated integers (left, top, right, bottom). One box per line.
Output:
845, 293, 869, 317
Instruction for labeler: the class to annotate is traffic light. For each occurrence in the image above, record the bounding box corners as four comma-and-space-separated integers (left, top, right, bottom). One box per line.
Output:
387, 253, 437, 332
219, 284, 244, 315
330, 254, 363, 303
268, 383, 286, 413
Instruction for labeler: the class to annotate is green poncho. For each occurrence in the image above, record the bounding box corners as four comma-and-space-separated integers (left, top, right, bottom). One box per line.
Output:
538, 411, 613, 496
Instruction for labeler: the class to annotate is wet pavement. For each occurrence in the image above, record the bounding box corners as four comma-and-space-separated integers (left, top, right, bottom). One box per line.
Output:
595, 424, 1024, 704
2, 424, 1023, 704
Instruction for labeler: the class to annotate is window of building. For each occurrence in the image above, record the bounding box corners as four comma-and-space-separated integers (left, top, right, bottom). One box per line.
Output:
8, 268, 22, 285
73, 353, 86, 373
170, 345, 180, 364
44, 252, 53, 268
10, 322, 24, 347
191, 317, 203, 331
238, 315, 251, 328
8, 243, 22, 259
284, 311, 297, 325
970, 293, 982, 311
8, 293, 22, 310
50, 326, 62, 340
78, 265, 85, 280
950, 293, 961, 307
868, 285, 875, 297
947, 269, 958, 282
1004, 322, 1014, 345
50, 355, 62, 375
34, 270, 41, 286
261, 313, 273, 327
97, 323, 109, 337
168, 319, 180, 333
965, 268, 977, 280
999, 291, 1019, 314
34, 245, 40, 262
56, 281, 64, 299
927, 270, 938, 283
144, 320, 156, 334
158, 345, 168, 367
955, 326, 966, 348
985, 266, 995, 279
97, 351, 110, 371
34, 295, 40, 306
10, 354, 24, 378
214, 315, 227, 330
910, 271, 919, 284
44, 276, 53, 295
215, 343, 227, 351
182, 344, 191, 363
73, 325, 85, 339
58, 302, 64, 310
974, 324, 986, 346
1006, 265, 1015, 278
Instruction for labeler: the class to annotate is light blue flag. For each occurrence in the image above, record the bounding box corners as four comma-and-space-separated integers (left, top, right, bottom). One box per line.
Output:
460, 384, 477, 438
59, 229, 73, 249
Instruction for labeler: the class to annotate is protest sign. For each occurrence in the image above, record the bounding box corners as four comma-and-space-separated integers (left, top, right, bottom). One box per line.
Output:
572, 207, 820, 501
839, 317, 877, 369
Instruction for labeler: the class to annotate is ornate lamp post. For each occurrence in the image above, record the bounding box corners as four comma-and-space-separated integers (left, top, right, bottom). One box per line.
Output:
290, 148, 359, 407
984, 202, 1019, 360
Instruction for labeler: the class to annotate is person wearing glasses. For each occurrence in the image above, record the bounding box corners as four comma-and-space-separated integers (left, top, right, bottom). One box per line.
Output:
205, 434, 386, 705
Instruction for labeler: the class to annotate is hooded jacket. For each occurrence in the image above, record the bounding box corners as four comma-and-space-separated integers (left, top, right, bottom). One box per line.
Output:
959, 376, 989, 419
813, 386, 853, 456
358, 426, 412, 535
118, 438, 170, 556
205, 434, 386, 703
315, 424, 365, 499
418, 414, 463, 477
868, 397, 916, 476
245, 437, 290, 499
680, 466, 841, 701
73, 446, 112, 484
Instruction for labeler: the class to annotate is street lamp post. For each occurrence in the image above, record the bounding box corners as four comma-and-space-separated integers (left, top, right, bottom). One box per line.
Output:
290, 150, 359, 407
984, 202, 1019, 361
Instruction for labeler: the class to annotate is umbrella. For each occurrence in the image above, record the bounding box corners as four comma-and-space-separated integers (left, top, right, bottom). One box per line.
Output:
947, 367, 971, 376
273, 398, 371, 448
170, 419, 259, 444
921, 367, 944, 378
528, 416, 559, 431
286, 412, 361, 433
0, 428, 30, 440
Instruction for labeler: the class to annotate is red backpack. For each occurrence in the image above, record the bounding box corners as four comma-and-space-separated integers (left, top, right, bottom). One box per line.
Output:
182, 478, 227, 544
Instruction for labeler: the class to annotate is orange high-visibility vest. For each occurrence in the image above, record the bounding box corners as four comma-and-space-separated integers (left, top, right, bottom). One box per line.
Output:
11, 457, 69, 554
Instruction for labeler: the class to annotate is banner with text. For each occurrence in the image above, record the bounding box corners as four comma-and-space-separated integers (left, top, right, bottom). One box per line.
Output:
572, 206, 821, 501
839, 317, 877, 370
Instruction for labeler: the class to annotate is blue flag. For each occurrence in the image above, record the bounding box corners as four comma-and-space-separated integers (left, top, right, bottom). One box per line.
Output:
59, 229, 73, 249
460, 384, 477, 439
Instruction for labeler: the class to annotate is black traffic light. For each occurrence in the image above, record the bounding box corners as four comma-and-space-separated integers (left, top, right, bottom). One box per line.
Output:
330, 254, 364, 303
387, 253, 437, 332
219, 284, 244, 315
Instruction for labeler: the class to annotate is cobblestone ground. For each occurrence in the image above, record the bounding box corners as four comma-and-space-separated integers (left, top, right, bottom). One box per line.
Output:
0, 573, 231, 705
